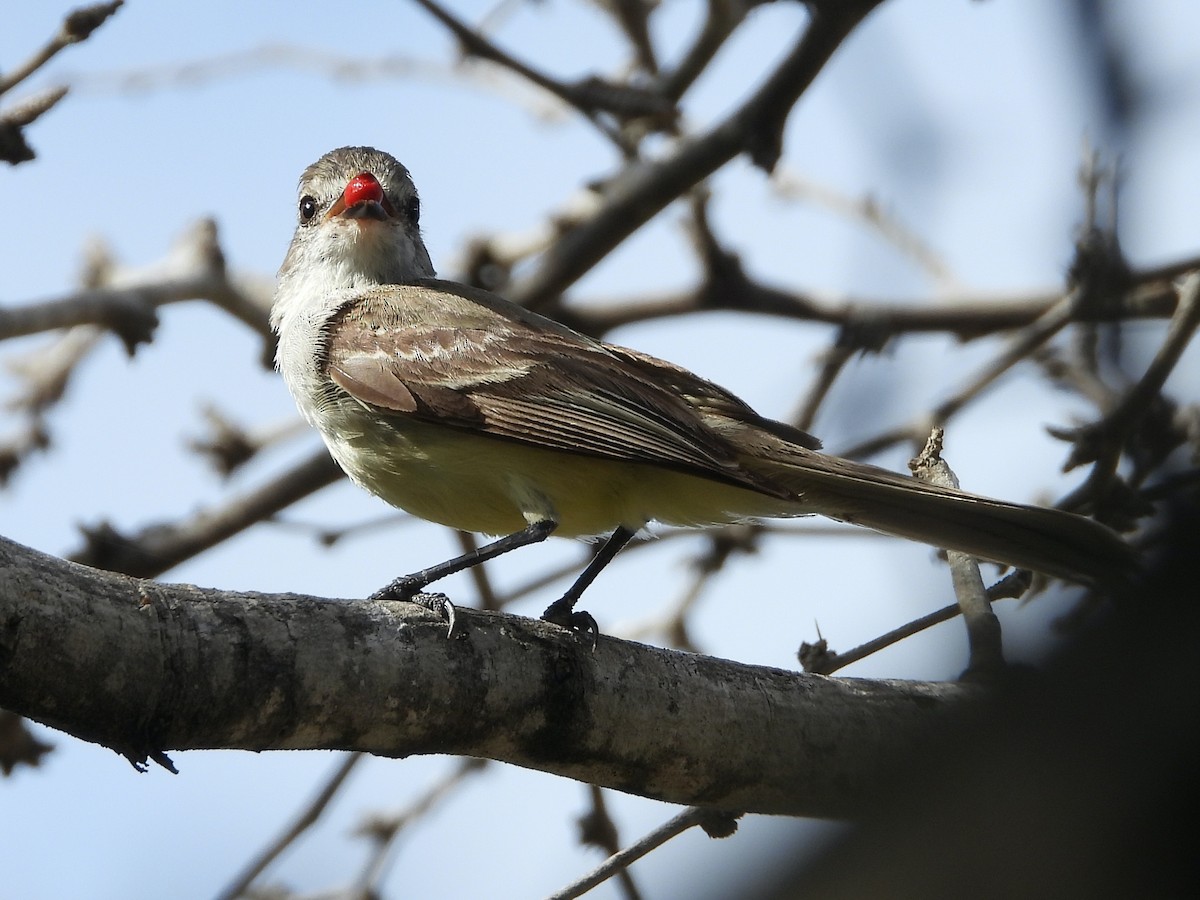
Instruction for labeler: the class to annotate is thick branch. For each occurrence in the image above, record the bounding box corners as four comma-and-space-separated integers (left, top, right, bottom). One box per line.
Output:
1, 534, 972, 818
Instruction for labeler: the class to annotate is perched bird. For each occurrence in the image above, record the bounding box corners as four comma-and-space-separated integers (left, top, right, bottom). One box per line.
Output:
271, 146, 1135, 634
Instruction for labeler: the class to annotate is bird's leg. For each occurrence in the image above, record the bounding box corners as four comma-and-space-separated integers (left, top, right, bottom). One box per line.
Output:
542, 525, 637, 643
370, 519, 558, 629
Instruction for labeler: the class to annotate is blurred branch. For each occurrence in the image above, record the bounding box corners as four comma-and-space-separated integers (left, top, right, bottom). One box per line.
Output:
596, 0, 660, 77
508, 0, 885, 311
839, 280, 1105, 460
551, 806, 740, 900
68, 448, 342, 579
565, 256, 1190, 343
0, 1, 123, 96
187, 406, 307, 478
0, 220, 273, 485
1055, 271, 1200, 510
352, 758, 487, 895
0, 86, 69, 164
410, 0, 675, 152
0, 0, 124, 164
572, 786, 645, 900
771, 166, 965, 291
2, 533, 976, 818
620, 524, 763, 652
0, 709, 55, 775
215, 752, 366, 900
1, 327, 101, 483
656, 0, 747, 102
0, 218, 273, 350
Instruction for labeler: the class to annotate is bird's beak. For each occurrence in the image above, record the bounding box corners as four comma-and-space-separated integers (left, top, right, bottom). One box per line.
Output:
325, 172, 397, 222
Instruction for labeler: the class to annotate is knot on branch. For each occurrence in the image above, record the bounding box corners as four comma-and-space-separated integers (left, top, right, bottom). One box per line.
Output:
460, 237, 513, 294
833, 313, 895, 357
690, 523, 762, 576
0, 87, 70, 165
187, 405, 258, 477
1067, 154, 1133, 319
0, 710, 55, 775
62, 1, 124, 43
798, 636, 838, 675
100, 292, 160, 356
689, 189, 754, 309
569, 76, 678, 130
74, 520, 162, 577
0, 419, 50, 486
697, 808, 741, 839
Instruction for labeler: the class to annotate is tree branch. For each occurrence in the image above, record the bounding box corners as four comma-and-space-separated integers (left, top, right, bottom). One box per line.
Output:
563, 257, 1189, 342
1, 533, 974, 818
67, 448, 343, 579
0, 1, 124, 96
508, 0, 885, 311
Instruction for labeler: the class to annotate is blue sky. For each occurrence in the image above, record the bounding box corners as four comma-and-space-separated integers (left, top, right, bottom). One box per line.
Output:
3, 1, 1199, 897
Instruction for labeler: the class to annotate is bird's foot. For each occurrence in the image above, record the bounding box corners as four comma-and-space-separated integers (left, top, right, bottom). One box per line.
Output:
412, 592, 457, 638
370, 577, 456, 638
541, 598, 599, 650
369, 574, 425, 602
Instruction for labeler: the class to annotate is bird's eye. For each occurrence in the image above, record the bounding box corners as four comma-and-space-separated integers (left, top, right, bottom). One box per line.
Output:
405, 195, 420, 225
298, 195, 318, 224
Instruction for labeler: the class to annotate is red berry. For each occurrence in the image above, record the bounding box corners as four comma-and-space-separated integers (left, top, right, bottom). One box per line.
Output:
344, 172, 384, 207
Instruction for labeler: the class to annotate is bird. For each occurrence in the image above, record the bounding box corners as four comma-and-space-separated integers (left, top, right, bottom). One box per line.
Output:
271, 145, 1136, 636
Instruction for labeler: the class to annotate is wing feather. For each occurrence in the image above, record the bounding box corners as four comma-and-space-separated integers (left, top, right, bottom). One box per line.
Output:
321, 284, 787, 496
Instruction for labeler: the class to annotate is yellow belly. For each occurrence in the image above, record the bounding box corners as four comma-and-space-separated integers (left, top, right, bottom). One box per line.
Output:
321, 409, 796, 537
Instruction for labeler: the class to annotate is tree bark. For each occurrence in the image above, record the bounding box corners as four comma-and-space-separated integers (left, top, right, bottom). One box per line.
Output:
1, 533, 972, 817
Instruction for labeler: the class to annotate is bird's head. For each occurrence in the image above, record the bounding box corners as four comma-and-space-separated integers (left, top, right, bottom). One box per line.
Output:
276, 146, 435, 305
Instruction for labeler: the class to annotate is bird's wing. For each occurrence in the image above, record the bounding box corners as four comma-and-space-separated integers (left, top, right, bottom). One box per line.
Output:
322, 281, 786, 496
605, 344, 823, 451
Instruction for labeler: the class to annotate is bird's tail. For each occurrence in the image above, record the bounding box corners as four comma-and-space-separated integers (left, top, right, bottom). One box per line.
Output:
742, 447, 1137, 587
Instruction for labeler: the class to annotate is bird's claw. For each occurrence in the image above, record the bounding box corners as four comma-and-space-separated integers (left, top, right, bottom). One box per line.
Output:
541, 604, 599, 651
410, 592, 456, 638
370, 579, 456, 638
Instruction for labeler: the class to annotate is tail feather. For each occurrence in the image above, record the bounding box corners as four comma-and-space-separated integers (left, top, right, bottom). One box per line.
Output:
750, 451, 1137, 587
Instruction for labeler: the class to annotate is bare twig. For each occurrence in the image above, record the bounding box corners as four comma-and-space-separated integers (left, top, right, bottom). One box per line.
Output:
841, 281, 1098, 460
353, 758, 487, 895
771, 166, 964, 291
565, 258, 1185, 343
410, 0, 673, 151
547, 807, 740, 900
910, 429, 1004, 675
573, 786, 644, 900
656, 0, 746, 102
507, 0, 885, 311
69, 448, 343, 579
0, 1, 123, 95
186, 407, 307, 478
799, 571, 1032, 676
215, 752, 366, 900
